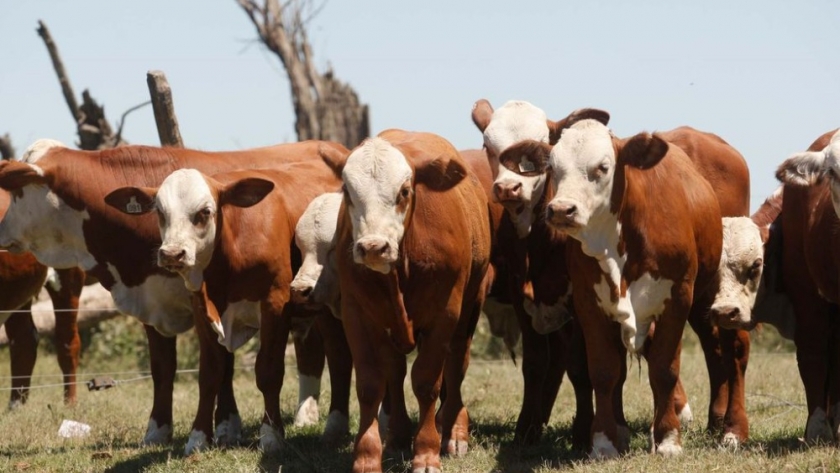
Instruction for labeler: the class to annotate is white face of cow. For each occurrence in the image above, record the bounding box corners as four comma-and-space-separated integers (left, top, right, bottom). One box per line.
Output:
776, 130, 840, 216
710, 217, 764, 329
341, 138, 412, 274
0, 140, 93, 269
154, 169, 217, 291
291, 192, 342, 316
482, 101, 549, 238
544, 120, 616, 235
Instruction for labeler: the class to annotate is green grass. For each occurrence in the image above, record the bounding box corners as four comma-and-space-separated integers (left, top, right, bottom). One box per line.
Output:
0, 317, 835, 473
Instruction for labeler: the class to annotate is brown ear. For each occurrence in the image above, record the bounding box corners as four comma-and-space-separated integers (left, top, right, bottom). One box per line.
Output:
0, 160, 48, 191
414, 153, 468, 192
618, 132, 669, 169
497, 140, 552, 177
220, 177, 274, 208
548, 108, 611, 144
318, 142, 350, 177
104, 187, 158, 215
471, 99, 494, 132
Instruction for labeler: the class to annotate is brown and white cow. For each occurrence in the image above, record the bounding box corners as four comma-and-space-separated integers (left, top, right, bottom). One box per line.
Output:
104, 160, 347, 453
0, 186, 85, 408
499, 120, 723, 457
320, 130, 491, 473
773, 128, 840, 442
0, 139, 347, 450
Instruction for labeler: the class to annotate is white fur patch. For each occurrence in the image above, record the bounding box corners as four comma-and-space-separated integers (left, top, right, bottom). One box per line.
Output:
292, 192, 342, 314
142, 419, 172, 446
211, 319, 225, 343
655, 428, 682, 457
712, 217, 763, 324
19, 139, 65, 164
448, 438, 469, 457
721, 431, 740, 449
678, 402, 693, 426
294, 374, 321, 428
342, 138, 411, 274
219, 300, 260, 352
590, 431, 619, 459
184, 429, 209, 455
45, 268, 61, 292
776, 151, 826, 186
483, 100, 550, 238
215, 412, 242, 446
805, 407, 833, 443
259, 423, 283, 452
107, 269, 193, 337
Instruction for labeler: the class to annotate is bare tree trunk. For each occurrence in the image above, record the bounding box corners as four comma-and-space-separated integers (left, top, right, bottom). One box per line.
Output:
237, 0, 369, 149
0, 134, 15, 161
146, 71, 184, 147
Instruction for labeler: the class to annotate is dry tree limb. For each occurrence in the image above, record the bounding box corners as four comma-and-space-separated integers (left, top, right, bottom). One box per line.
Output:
146, 70, 184, 147
236, 0, 369, 148
36, 20, 81, 124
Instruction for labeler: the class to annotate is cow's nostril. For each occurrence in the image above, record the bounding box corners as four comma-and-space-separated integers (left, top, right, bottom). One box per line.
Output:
511, 182, 522, 193
379, 242, 390, 256
356, 242, 367, 257
565, 205, 577, 217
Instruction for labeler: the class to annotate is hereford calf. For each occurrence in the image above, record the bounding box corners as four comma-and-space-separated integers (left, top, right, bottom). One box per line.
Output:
500, 120, 722, 457
773, 128, 840, 442
320, 130, 491, 473
104, 161, 345, 453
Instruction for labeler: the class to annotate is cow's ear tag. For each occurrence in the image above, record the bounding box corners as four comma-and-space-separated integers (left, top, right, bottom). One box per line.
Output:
126, 196, 143, 214
519, 157, 536, 173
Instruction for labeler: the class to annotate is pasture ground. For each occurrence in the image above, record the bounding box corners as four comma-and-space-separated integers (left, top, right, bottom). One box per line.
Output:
0, 315, 837, 473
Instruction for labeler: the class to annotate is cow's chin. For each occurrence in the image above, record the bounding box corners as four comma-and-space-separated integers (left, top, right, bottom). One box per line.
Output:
546, 218, 584, 234
0, 241, 27, 255
361, 260, 393, 275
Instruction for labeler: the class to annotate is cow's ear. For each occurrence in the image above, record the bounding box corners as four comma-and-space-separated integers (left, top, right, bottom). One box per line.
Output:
104, 187, 158, 215
775, 151, 826, 186
497, 140, 551, 177
548, 108, 610, 144
471, 99, 494, 133
618, 132, 669, 169
0, 161, 48, 191
318, 142, 350, 177
414, 151, 468, 192
220, 178, 274, 208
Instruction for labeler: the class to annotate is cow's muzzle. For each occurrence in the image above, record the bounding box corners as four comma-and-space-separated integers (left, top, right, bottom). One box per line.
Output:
354, 236, 397, 273
710, 305, 751, 330
546, 200, 582, 230
158, 246, 187, 273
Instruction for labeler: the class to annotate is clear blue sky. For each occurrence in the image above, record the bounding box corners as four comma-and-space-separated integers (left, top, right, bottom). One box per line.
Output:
2, 1, 837, 212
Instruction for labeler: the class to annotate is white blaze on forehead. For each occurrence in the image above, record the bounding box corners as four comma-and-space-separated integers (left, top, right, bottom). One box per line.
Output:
156, 169, 217, 290
19, 139, 65, 164
712, 217, 763, 315
483, 100, 549, 238
341, 137, 411, 269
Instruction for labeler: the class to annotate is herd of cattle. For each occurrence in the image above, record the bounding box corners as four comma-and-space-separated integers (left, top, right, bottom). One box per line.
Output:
0, 98, 838, 471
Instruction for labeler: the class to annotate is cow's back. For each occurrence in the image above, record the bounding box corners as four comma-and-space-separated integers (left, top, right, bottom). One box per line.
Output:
660, 126, 750, 218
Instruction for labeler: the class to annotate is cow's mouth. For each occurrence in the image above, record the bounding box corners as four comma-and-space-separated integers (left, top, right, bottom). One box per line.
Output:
162, 263, 186, 273
0, 241, 25, 254
499, 200, 526, 216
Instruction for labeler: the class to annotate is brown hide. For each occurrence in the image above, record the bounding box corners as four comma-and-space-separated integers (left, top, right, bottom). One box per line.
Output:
337, 131, 491, 473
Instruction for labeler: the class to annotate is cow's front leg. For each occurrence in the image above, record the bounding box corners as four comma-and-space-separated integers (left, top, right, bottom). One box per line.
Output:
647, 307, 689, 457
411, 326, 450, 473
382, 347, 411, 452
720, 327, 750, 446
215, 350, 241, 446
6, 309, 37, 409
256, 297, 293, 453
318, 311, 353, 445
143, 324, 176, 446
565, 319, 594, 451
292, 313, 325, 429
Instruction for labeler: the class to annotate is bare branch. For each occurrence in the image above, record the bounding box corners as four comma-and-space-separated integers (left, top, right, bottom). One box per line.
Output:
114, 100, 152, 146
146, 71, 184, 147
0, 134, 15, 160
36, 20, 81, 124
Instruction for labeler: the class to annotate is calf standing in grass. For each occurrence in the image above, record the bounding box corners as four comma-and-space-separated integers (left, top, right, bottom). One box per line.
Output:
105, 160, 350, 453
321, 130, 491, 473
500, 120, 723, 457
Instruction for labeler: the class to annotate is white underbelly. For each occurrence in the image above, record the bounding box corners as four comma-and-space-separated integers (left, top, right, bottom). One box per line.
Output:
594, 272, 674, 352
220, 300, 261, 352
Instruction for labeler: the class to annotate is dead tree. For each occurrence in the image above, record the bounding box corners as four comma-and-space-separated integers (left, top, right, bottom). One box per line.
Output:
146, 71, 184, 147
36, 20, 148, 151
0, 134, 14, 161
237, 0, 369, 149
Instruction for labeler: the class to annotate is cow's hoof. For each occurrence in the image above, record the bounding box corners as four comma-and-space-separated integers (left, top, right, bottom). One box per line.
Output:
294, 396, 320, 428
215, 413, 242, 446
259, 424, 283, 453
185, 430, 209, 455
445, 438, 468, 457
655, 429, 682, 457
721, 432, 741, 449
142, 419, 172, 446
322, 410, 350, 445
412, 468, 441, 473
7, 399, 23, 411
590, 432, 619, 459
678, 403, 693, 426
805, 408, 834, 444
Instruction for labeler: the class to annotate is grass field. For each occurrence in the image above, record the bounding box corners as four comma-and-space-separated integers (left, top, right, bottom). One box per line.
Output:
1, 316, 838, 473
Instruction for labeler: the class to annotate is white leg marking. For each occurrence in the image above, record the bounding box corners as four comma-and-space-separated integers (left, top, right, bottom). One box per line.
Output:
7, 399, 23, 411
259, 423, 283, 452
590, 431, 619, 459
184, 430, 209, 455
678, 402, 694, 427
295, 374, 321, 427
215, 412, 242, 446
322, 410, 350, 444
722, 432, 740, 449
805, 407, 834, 443
447, 438, 469, 457
655, 428, 682, 457
142, 419, 172, 446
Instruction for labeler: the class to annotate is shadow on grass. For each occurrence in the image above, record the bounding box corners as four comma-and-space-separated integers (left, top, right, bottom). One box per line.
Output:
470, 419, 589, 473
104, 448, 174, 473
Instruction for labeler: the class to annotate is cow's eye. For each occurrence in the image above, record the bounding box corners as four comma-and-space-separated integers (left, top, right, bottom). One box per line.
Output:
748, 258, 763, 280
399, 186, 411, 200
597, 163, 610, 174
193, 208, 212, 226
